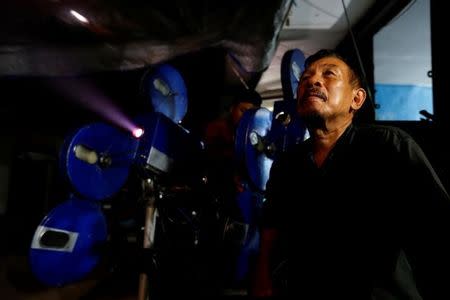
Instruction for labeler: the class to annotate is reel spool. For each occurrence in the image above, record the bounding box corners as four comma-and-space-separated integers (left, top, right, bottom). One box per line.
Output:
141, 64, 188, 124
29, 195, 107, 286
280, 48, 305, 102
235, 107, 274, 192
271, 48, 308, 154
60, 122, 139, 201
231, 109, 275, 282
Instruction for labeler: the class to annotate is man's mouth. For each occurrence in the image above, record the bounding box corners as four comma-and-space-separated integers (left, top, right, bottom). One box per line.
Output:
303, 89, 327, 101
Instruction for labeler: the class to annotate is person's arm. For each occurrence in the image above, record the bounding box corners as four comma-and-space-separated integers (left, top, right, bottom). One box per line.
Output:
398, 134, 450, 298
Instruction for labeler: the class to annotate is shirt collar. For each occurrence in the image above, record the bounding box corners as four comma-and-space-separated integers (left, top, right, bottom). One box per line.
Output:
305, 123, 355, 169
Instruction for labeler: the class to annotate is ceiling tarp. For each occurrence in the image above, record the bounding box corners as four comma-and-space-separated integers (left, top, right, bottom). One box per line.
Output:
0, 0, 293, 76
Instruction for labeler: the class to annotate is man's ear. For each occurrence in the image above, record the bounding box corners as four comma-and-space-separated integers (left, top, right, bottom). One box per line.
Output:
351, 88, 366, 111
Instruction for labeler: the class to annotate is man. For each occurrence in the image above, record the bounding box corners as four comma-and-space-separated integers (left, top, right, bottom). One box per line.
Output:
252, 49, 450, 298
204, 89, 262, 160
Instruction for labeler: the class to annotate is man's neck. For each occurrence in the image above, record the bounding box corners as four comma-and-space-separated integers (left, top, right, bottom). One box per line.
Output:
308, 119, 352, 167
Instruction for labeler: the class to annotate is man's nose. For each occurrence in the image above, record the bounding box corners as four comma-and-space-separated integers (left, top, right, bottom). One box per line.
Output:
307, 73, 323, 87
299, 74, 323, 91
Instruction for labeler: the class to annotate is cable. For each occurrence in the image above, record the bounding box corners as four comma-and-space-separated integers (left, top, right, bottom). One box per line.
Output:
228, 53, 250, 90
341, 0, 375, 111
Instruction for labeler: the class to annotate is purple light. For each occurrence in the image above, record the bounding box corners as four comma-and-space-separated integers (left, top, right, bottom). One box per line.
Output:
132, 128, 144, 138
50, 79, 139, 133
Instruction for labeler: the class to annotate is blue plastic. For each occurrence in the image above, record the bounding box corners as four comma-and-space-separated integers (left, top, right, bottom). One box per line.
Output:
29, 195, 107, 286
142, 64, 188, 123
234, 107, 254, 168
270, 101, 308, 154
280, 48, 305, 103
133, 112, 204, 181
235, 108, 273, 192
270, 48, 308, 154
61, 122, 139, 201
234, 185, 263, 282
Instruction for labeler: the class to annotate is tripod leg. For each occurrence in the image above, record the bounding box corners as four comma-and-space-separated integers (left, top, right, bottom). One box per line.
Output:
138, 180, 157, 300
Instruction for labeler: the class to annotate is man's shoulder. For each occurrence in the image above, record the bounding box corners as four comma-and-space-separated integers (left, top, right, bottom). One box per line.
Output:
271, 140, 310, 167
353, 123, 412, 142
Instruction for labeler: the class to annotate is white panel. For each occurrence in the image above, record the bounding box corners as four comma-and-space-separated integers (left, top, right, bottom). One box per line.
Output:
374, 0, 432, 86
285, 0, 352, 29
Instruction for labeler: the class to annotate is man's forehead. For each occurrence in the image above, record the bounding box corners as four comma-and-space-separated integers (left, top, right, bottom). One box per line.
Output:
307, 56, 347, 69
236, 102, 255, 109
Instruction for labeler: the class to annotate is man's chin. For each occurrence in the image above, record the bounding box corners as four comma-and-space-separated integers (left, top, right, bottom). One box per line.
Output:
298, 112, 324, 128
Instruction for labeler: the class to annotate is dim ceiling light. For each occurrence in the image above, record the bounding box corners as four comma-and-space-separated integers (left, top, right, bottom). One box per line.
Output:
70, 10, 89, 24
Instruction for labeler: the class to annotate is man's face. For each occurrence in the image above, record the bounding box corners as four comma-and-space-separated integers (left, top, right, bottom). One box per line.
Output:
297, 56, 357, 124
231, 102, 255, 125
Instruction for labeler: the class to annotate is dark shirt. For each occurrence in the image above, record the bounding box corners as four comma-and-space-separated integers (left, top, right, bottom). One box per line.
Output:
204, 116, 235, 160
263, 123, 450, 299
203, 116, 242, 218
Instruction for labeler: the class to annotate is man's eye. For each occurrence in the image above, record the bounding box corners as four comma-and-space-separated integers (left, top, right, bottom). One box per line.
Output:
324, 70, 336, 76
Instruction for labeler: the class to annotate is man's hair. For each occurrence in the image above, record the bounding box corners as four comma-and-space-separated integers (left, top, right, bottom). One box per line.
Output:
304, 49, 363, 89
232, 88, 262, 107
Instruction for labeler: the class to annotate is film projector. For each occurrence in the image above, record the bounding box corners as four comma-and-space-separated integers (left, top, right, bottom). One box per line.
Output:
28, 48, 307, 297
29, 63, 210, 298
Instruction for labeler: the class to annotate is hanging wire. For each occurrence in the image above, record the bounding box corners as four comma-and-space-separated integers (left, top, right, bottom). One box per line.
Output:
227, 53, 250, 90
